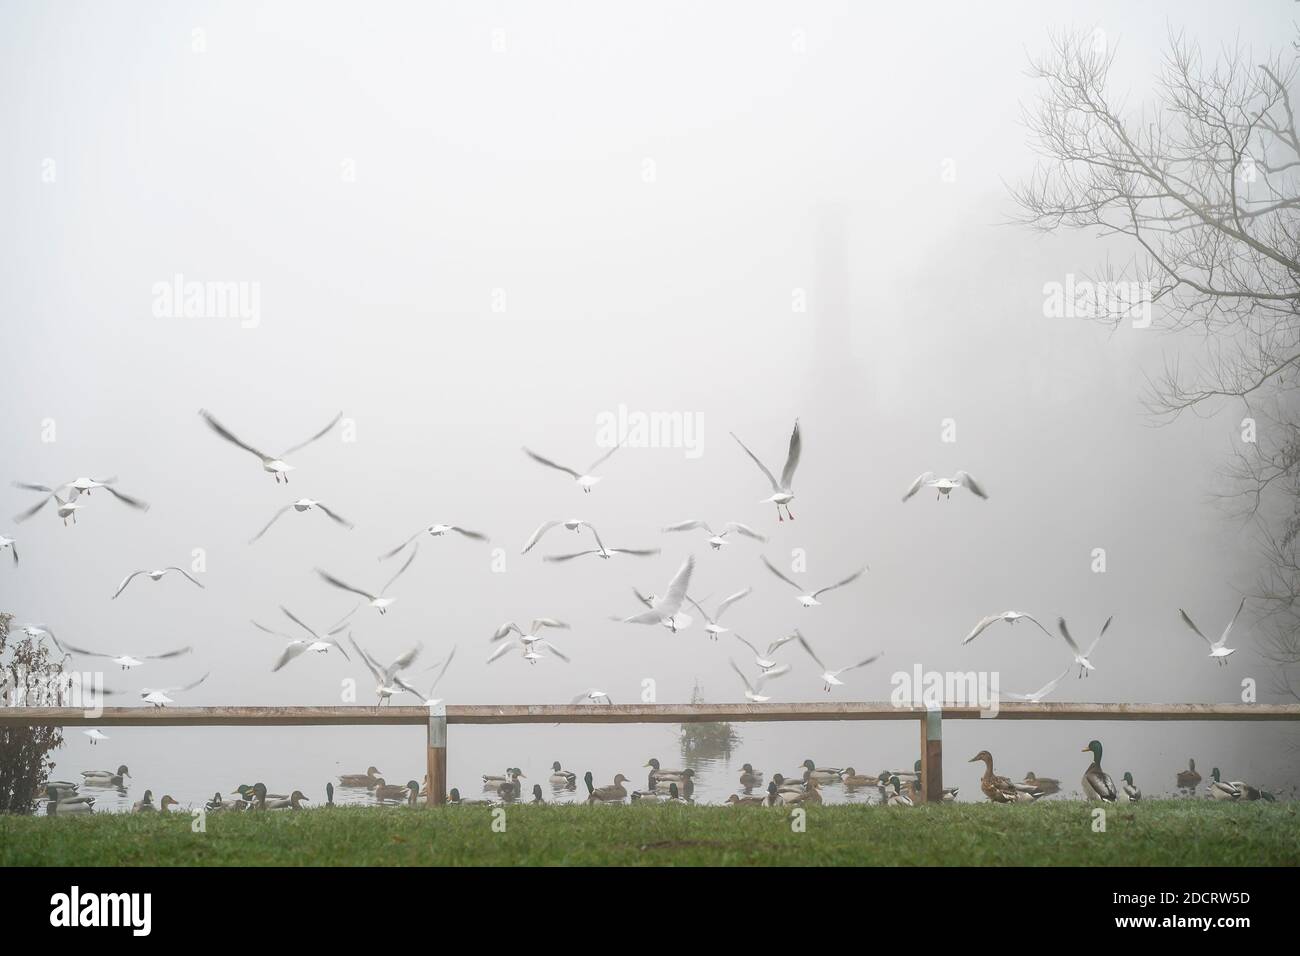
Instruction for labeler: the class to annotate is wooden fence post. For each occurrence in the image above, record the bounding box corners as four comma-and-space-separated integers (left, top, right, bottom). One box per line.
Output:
426, 704, 447, 807
919, 705, 943, 804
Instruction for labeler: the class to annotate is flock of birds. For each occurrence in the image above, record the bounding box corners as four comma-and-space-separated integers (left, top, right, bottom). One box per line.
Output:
1, 411, 1272, 812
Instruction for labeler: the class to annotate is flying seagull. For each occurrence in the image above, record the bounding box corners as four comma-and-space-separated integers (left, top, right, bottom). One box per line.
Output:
734, 634, 788, 671
1058, 616, 1113, 678
1003, 665, 1072, 702
251, 498, 354, 543
794, 629, 882, 692
685, 588, 751, 639
620, 556, 696, 632
12, 488, 82, 525
395, 646, 458, 706
316, 546, 418, 615
543, 524, 659, 562
522, 441, 623, 493
14, 477, 150, 519
487, 634, 570, 665
490, 618, 570, 650
521, 518, 593, 555
729, 658, 791, 702
961, 611, 1052, 645
571, 688, 612, 704
199, 408, 342, 483
135, 672, 209, 707
348, 633, 422, 704
662, 520, 767, 550
379, 523, 487, 560
0, 535, 16, 566
633, 588, 692, 632
256, 605, 353, 671
1179, 597, 1244, 666
761, 556, 867, 607
112, 567, 205, 600
53, 639, 193, 671
902, 471, 987, 502
731, 420, 801, 521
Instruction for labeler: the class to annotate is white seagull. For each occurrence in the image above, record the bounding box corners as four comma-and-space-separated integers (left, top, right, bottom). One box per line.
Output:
794, 630, 882, 692
662, 520, 768, 550
112, 567, 205, 600
523, 442, 623, 493
251, 498, 354, 543
14, 477, 149, 520
135, 672, 209, 707
761, 556, 867, 607
487, 635, 570, 665
255, 605, 353, 671
53, 639, 193, 671
571, 688, 612, 705
731, 420, 801, 521
12, 486, 88, 525
199, 408, 342, 483
543, 524, 659, 563
83, 729, 109, 745
379, 524, 487, 560
520, 518, 593, 555
632, 588, 693, 632
0, 535, 16, 566
961, 611, 1052, 645
1057, 616, 1113, 677
490, 618, 570, 650
685, 588, 752, 639
734, 634, 786, 671
620, 556, 696, 632
729, 658, 791, 702
902, 470, 988, 502
1179, 597, 1244, 666
395, 646, 457, 706
348, 634, 422, 704
1003, 665, 1072, 702
316, 547, 418, 615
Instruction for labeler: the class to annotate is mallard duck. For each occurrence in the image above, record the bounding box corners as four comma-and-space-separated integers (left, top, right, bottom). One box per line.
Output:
666, 782, 687, 803
132, 789, 156, 812
447, 787, 492, 806
45, 781, 82, 801
970, 751, 1042, 803
1176, 758, 1202, 791
549, 761, 577, 786
1120, 772, 1142, 802
771, 772, 806, 792
234, 783, 287, 802
1080, 740, 1117, 802
531, 784, 545, 804
727, 792, 766, 806
46, 786, 95, 808
739, 763, 764, 787
326, 782, 335, 806
493, 769, 525, 799
644, 758, 689, 781
157, 795, 180, 812
765, 781, 781, 806
339, 766, 383, 788
585, 771, 630, 803
266, 788, 310, 810
630, 786, 663, 802
1207, 767, 1271, 801
654, 769, 695, 796
1021, 771, 1060, 796
205, 791, 247, 812
374, 778, 410, 801
800, 759, 843, 781
405, 780, 422, 807
907, 760, 958, 801
777, 776, 822, 805
47, 793, 94, 815
886, 775, 913, 807
840, 767, 876, 787
81, 764, 130, 787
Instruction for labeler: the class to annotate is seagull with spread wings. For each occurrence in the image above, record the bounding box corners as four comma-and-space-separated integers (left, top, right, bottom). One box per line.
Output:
729, 658, 791, 702
902, 470, 988, 502
571, 688, 612, 705
53, 638, 193, 671
734, 634, 790, 671
487, 634, 570, 665
522, 441, 623, 493
379, 523, 487, 560
731, 420, 801, 521
1057, 616, 1113, 678
255, 605, 353, 671
662, 520, 768, 550
316, 546, 418, 615
1179, 597, 1244, 666
135, 672, 209, 707
794, 630, 882, 692
543, 523, 659, 562
199, 408, 341, 483
961, 610, 1052, 645
685, 587, 751, 639
1003, 664, 1073, 702
395, 646, 457, 706
620, 556, 696, 632
761, 556, 867, 608
348, 634, 422, 704
251, 498, 354, 543
490, 618, 569, 650
13, 477, 149, 522
520, 518, 593, 555
112, 566, 205, 600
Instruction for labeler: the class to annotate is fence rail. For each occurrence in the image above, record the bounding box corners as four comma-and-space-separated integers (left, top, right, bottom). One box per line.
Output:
4, 702, 1297, 805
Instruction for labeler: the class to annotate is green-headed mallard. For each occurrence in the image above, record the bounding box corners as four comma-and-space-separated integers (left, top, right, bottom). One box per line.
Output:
666, 782, 687, 803
448, 787, 491, 806
1021, 771, 1060, 796
549, 761, 577, 786
1207, 767, 1271, 801
585, 771, 630, 803
970, 751, 1043, 803
644, 758, 688, 781
771, 772, 805, 793
1081, 740, 1117, 802
46, 786, 95, 809
531, 784, 544, 804
886, 775, 913, 807
727, 792, 766, 806
777, 776, 822, 805
405, 780, 422, 807
1176, 758, 1202, 791
739, 763, 763, 787
235, 783, 287, 802
1120, 772, 1142, 802
339, 766, 383, 788
132, 789, 156, 812
800, 759, 843, 781
493, 769, 525, 799
82, 764, 130, 787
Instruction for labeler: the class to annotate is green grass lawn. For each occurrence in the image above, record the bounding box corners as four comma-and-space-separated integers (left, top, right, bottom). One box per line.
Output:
3, 800, 1297, 866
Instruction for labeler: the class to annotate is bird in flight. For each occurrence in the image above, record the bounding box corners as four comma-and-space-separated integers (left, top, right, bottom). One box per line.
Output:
316, 546, 418, 615
543, 524, 659, 562
662, 519, 767, 550
794, 630, 882, 692
112, 566, 205, 600
902, 470, 988, 503
731, 420, 801, 521
199, 408, 341, 483
1003, 665, 1072, 702
520, 518, 594, 555
961, 610, 1051, 645
1179, 598, 1244, 666
761, 556, 867, 608
1058, 616, 1113, 677
729, 658, 791, 702
379, 523, 487, 560
251, 499, 353, 543
522, 441, 623, 493
620, 556, 696, 632
685, 588, 751, 639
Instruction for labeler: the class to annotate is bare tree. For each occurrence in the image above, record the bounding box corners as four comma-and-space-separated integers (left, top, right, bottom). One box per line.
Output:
1012, 30, 1300, 696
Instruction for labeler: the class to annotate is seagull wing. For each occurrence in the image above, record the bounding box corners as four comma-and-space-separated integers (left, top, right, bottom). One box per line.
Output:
1057, 617, 1082, 655
902, 472, 935, 503
325, 604, 360, 635
728, 658, 756, 695
765, 633, 796, 656
426, 645, 456, 691
955, 470, 988, 499
779, 420, 801, 490
1029, 665, 1072, 700
379, 530, 425, 561
842, 653, 882, 673
111, 570, 149, 599
811, 566, 868, 599
280, 606, 322, 640
658, 555, 696, 615
531, 618, 569, 633
521, 520, 563, 554
140, 646, 193, 661
663, 520, 711, 534
755, 664, 791, 689
1220, 596, 1247, 646
381, 545, 418, 594
348, 634, 385, 683
684, 594, 715, 625
760, 555, 802, 592
486, 641, 516, 664
272, 642, 309, 672
250, 505, 293, 543
715, 587, 753, 620
101, 485, 149, 511
13, 481, 55, 493
385, 643, 422, 679
279, 411, 342, 458
12, 496, 51, 523
586, 441, 623, 475
794, 630, 826, 671
164, 567, 205, 589
450, 526, 487, 541
609, 548, 661, 557
199, 409, 270, 460
962, 614, 1002, 645
491, 622, 524, 643
57, 642, 116, 660
316, 569, 377, 602
723, 522, 767, 542
1083, 615, 1113, 658
315, 503, 354, 529
543, 550, 600, 563
1179, 608, 1211, 646
522, 448, 581, 479
154, 671, 209, 694
534, 639, 570, 663
730, 432, 780, 492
